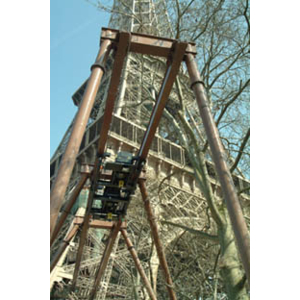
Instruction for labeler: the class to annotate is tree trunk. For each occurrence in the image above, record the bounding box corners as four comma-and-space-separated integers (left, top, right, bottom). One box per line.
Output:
218, 209, 249, 300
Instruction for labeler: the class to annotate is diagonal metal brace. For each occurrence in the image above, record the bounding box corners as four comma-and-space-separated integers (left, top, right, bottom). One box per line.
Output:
89, 220, 122, 299
71, 31, 131, 290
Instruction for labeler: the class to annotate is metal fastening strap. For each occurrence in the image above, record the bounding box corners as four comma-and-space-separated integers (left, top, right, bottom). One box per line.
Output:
90, 61, 106, 73
122, 31, 131, 55
127, 246, 134, 251
167, 40, 178, 64
190, 80, 205, 90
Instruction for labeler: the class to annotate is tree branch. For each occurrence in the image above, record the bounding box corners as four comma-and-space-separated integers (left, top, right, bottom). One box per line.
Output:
216, 79, 250, 127
161, 220, 219, 242
230, 128, 250, 173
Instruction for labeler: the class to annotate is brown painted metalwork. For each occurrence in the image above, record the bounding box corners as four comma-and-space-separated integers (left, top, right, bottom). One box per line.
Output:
72, 217, 127, 230
138, 42, 187, 161
185, 53, 250, 283
50, 221, 79, 272
51, 27, 250, 296
50, 38, 112, 237
138, 179, 177, 300
89, 219, 127, 229
101, 27, 196, 58
97, 31, 132, 155
121, 229, 157, 300
71, 32, 131, 289
50, 173, 89, 246
89, 220, 122, 300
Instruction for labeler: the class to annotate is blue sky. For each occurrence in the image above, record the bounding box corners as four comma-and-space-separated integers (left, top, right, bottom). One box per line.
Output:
50, 0, 111, 157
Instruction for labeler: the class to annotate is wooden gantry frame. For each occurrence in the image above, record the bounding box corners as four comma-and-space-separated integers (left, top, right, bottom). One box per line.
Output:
50, 28, 250, 299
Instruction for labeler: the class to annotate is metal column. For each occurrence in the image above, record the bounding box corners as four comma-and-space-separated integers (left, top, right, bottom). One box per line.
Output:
50, 38, 112, 237
71, 32, 131, 290
50, 221, 80, 272
51, 173, 89, 246
89, 220, 122, 300
138, 42, 188, 161
185, 53, 250, 283
121, 229, 157, 300
139, 179, 177, 300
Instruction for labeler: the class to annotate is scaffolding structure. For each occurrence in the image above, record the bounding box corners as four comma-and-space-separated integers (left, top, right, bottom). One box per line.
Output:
50, 1, 250, 299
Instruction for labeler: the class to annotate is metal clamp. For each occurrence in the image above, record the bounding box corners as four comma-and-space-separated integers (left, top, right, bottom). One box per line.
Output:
119, 31, 131, 56
190, 80, 205, 90
90, 60, 106, 73
166, 40, 178, 66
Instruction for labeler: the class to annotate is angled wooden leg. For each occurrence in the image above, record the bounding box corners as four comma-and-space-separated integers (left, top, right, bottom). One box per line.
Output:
121, 229, 157, 300
89, 220, 122, 300
139, 179, 177, 300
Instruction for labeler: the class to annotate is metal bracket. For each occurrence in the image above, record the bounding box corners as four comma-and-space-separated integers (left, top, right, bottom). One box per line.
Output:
119, 30, 131, 56
190, 80, 206, 90
90, 61, 106, 73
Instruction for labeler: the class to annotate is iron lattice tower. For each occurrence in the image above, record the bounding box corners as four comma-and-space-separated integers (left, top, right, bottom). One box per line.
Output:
50, 1, 250, 299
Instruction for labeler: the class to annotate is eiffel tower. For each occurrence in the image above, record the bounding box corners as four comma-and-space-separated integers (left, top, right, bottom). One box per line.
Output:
50, 1, 250, 299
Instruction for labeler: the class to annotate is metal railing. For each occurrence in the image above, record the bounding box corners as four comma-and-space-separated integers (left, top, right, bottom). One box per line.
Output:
50, 113, 249, 196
